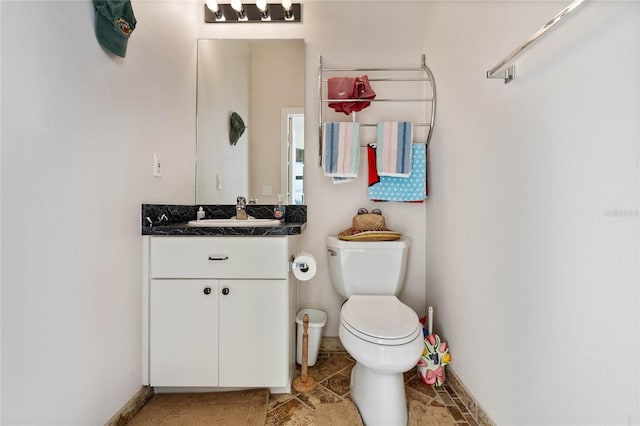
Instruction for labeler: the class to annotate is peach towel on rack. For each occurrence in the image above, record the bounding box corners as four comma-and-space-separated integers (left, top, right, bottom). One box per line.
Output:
322, 122, 361, 184
376, 121, 413, 177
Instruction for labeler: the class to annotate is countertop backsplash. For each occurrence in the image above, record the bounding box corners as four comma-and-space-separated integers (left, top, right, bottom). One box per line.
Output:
141, 204, 307, 236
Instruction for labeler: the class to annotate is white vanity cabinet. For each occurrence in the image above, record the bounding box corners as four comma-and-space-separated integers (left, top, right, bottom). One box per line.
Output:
142, 236, 297, 392
218, 279, 287, 386
150, 279, 219, 386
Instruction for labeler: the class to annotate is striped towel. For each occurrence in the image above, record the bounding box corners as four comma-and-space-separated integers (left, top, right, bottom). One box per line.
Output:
376, 121, 413, 177
322, 122, 360, 182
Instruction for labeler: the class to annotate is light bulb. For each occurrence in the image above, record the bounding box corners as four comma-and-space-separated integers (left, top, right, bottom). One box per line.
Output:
205, 0, 219, 12
256, 0, 267, 11
282, 0, 292, 11
231, 0, 243, 12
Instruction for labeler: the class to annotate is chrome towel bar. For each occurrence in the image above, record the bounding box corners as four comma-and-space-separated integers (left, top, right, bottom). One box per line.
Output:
486, 0, 588, 84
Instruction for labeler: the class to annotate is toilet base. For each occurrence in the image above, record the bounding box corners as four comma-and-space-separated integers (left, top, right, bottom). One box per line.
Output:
350, 362, 408, 426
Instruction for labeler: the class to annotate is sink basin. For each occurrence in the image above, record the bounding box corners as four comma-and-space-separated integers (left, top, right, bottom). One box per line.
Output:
187, 216, 282, 227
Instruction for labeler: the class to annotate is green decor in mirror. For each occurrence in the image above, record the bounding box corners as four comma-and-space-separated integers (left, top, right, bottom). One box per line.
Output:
229, 112, 246, 145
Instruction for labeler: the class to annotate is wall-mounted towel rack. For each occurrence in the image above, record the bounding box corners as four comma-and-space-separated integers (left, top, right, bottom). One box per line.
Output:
318, 55, 437, 166
486, 0, 587, 84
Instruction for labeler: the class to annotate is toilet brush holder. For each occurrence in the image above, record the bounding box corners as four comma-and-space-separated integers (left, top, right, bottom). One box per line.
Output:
293, 314, 317, 392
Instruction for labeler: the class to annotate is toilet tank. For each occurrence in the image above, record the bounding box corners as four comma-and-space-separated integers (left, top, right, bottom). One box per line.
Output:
326, 236, 410, 298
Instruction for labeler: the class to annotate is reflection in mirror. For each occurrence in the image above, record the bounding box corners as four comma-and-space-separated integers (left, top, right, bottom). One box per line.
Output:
196, 39, 305, 205
283, 109, 304, 204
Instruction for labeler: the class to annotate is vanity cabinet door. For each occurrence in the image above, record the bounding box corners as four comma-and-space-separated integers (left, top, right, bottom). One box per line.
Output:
150, 279, 219, 386
218, 279, 288, 387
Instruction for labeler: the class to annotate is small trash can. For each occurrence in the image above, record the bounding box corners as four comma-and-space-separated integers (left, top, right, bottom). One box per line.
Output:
296, 309, 327, 367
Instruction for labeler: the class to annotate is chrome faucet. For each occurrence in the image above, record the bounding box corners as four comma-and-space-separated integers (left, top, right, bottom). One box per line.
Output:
236, 196, 248, 220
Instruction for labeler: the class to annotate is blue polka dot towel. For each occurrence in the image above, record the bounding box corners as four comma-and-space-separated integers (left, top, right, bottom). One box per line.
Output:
368, 143, 427, 202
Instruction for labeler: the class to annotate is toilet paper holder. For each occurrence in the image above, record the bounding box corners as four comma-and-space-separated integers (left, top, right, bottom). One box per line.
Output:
290, 255, 309, 273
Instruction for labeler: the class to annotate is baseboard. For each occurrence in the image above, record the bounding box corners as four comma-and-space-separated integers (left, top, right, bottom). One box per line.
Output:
105, 386, 154, 426
446, 368, 496, 426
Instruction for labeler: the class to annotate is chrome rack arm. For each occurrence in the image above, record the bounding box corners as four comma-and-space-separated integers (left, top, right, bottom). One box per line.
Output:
486, 0, 587, 84
318, 55, 323, 167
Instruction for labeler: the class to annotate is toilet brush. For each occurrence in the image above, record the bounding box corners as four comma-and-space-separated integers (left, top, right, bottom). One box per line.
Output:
293, 314, 317, 392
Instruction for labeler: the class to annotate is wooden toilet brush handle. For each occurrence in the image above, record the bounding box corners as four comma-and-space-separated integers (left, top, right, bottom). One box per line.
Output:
293, 313, 316, 392
301, 314, 309, 382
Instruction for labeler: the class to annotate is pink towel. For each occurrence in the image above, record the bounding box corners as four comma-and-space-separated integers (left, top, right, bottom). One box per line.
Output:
328, 76, 376, 115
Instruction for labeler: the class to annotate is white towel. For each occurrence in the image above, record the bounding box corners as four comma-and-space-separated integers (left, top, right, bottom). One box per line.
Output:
322, 122, 360, 183
376, 121, 413, 177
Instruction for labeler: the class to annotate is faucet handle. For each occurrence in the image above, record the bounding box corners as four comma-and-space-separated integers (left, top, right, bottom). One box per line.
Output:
237, 196, 246, 206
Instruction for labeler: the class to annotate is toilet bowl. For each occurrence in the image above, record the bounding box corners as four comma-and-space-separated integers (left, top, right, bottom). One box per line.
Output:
339, 295, 423, 425
326, 236, 423, 425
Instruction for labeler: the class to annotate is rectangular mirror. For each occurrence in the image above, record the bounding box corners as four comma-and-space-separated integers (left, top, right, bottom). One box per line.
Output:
196, 39, 305, 205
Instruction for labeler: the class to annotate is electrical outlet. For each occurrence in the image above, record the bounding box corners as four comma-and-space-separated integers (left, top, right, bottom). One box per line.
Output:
262, 185, 273, 196
153, 153, 162, 177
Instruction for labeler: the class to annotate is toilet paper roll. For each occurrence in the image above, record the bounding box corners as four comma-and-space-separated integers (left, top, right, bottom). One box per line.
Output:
292, 252, 317, 281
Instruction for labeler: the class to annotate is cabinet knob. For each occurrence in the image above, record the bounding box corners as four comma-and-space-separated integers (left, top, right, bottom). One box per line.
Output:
203, 287, 212, 295
222, 287, 230, 295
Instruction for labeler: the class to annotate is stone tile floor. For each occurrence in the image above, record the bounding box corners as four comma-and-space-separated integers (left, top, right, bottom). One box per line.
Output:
266, 351, 482, 425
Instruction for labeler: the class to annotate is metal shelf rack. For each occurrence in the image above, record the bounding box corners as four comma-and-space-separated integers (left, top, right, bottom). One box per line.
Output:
318, 55, 437, 166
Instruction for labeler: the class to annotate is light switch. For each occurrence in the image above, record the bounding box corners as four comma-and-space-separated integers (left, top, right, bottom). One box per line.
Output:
262, 185, 273, 196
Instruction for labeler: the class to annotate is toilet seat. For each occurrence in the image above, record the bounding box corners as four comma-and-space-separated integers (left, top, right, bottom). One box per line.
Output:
340, 295, 421, 345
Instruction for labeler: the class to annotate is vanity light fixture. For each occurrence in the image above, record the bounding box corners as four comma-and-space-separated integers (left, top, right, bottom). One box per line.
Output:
204, 1, 302, 23
282, 0, 293, 20
205, 0, 225, 20
230, 0, 247, 20
256, 0, 270, 20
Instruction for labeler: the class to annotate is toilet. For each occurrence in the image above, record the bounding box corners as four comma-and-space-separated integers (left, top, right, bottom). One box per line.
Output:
327, 236, 423, 426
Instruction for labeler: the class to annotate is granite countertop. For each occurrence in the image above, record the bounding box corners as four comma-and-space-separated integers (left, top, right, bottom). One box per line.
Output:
141, 204, 307, 236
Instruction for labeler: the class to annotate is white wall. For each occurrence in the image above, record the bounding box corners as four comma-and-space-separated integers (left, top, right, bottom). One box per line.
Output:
424, 1, 639, 424
298, 2, 430, 334
1, 1, 197, 424
199, 1, 430, 337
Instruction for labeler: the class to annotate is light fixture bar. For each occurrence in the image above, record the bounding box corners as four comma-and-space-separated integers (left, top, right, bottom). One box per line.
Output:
204, 3, 302, 23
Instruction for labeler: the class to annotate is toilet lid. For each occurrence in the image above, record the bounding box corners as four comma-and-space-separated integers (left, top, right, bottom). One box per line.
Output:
340, 295, 421, 345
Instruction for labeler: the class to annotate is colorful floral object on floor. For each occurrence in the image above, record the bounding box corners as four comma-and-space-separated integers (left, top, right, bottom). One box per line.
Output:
417, 333, 451, 387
